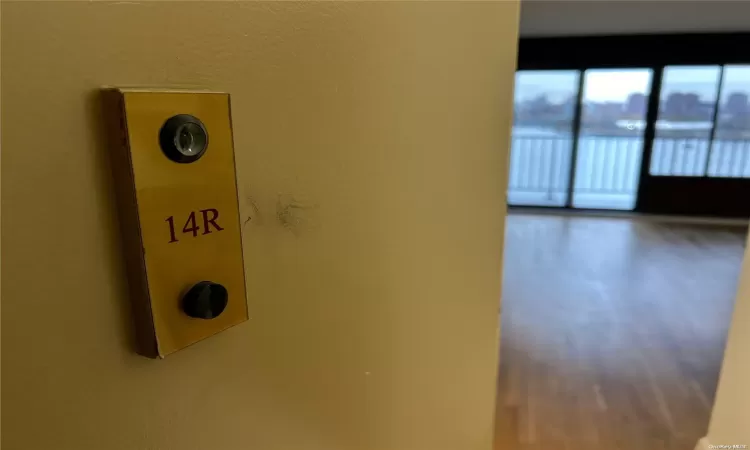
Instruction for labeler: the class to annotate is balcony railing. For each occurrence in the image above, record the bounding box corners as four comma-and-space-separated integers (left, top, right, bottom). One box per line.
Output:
508, 135, 750, 209
651, 137, 750, 177
508, 137, 572, 195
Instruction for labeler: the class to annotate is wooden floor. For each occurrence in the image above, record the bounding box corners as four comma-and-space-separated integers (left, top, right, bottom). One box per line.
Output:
495, 213, 747, 450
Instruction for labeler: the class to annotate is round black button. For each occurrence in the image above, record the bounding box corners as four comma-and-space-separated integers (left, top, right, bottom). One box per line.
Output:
182, 281, 228, 319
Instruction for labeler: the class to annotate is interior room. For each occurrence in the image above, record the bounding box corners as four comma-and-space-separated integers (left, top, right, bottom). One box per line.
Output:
496, 2, 750, 449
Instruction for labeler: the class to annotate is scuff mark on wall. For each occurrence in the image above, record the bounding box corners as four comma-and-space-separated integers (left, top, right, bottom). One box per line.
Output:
242, 190, 262, 229
277, 193, 318, 235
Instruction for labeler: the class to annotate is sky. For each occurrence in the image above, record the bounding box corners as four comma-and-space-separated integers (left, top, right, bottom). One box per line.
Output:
515, 65, 750, 104
584, 69, 652, 102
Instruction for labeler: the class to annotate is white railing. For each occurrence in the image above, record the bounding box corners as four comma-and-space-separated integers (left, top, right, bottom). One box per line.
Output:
508, 135, 750, 209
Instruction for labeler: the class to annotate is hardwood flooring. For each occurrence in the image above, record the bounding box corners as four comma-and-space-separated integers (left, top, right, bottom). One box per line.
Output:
495, 213, 747, 450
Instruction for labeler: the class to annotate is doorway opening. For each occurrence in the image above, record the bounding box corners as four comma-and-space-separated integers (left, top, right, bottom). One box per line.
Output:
496, 32, 750, 450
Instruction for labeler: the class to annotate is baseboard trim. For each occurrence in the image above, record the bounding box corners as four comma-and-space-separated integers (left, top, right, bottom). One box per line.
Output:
695, 437, 711, 450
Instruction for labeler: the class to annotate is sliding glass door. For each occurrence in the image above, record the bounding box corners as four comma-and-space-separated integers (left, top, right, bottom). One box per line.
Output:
512, 33, 750, 218
572, 69, 652, 210
638, 65, 750, 217
508, 68, 652, 211
508, 71, 578, 207
710, 66, 750, 177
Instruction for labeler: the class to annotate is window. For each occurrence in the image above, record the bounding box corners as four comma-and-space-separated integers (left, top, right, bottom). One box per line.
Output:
650, 66, 721, 176
573, 69, 652, 210
508, 71, 579, 207
512, 33, 750, 216
708, 65, 750, 177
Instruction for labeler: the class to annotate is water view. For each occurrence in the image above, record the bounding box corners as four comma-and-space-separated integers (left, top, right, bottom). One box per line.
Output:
509, 66, 750, 210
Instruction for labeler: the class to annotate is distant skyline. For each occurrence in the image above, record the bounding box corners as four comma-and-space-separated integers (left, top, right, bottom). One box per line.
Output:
515, 66, 750, 104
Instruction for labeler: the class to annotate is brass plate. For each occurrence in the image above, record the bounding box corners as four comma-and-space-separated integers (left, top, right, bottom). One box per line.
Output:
108, 89, 247, 358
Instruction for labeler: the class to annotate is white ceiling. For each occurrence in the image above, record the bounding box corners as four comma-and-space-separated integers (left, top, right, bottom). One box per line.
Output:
520, 1, 750, 37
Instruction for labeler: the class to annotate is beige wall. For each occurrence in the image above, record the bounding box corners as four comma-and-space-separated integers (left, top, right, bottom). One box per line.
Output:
705, 232, 750, 447
1, 2, 518, 450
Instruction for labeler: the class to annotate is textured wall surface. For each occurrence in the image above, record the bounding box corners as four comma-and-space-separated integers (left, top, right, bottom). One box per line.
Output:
1, 2, 518, 449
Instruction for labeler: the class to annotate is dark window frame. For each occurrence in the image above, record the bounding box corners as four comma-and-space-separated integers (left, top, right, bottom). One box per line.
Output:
513, 33, 750, 218
517, 33, 750, 70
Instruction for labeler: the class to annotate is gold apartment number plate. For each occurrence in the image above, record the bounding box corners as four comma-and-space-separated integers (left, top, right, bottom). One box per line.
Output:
106, 89, 247, 358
